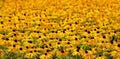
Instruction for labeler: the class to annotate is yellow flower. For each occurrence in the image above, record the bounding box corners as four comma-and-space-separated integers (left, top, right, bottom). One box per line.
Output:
96, 56, 105, 59
1, 0, 120, 58
72, 49, 78, 56
0, 49, 4, 57
24, 53, 36, 58
40, 54, 46, 59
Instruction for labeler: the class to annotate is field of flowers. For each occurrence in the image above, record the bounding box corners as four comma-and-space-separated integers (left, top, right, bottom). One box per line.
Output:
0, 0, 120, 59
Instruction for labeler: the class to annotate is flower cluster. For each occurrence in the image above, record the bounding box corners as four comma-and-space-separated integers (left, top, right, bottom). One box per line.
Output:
0, 0, 120, 59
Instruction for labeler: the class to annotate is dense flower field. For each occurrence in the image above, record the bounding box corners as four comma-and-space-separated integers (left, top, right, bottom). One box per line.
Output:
0, 0, 120, 59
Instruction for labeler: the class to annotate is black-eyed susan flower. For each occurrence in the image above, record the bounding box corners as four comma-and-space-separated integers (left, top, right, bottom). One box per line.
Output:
0, 0, 120, 58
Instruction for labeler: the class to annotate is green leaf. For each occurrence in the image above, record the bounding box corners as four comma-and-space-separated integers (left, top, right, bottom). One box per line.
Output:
4, 52, 18, 59
0, 45, 5, 49
71, 55, 84, 59
110, 35, 120, 44
78, 44, 95, 51
0, 30, 9, 35
32, 23, 38, 27
96, 52, 103, 57
116, 36, 120, 40
105, 54, 113, 59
